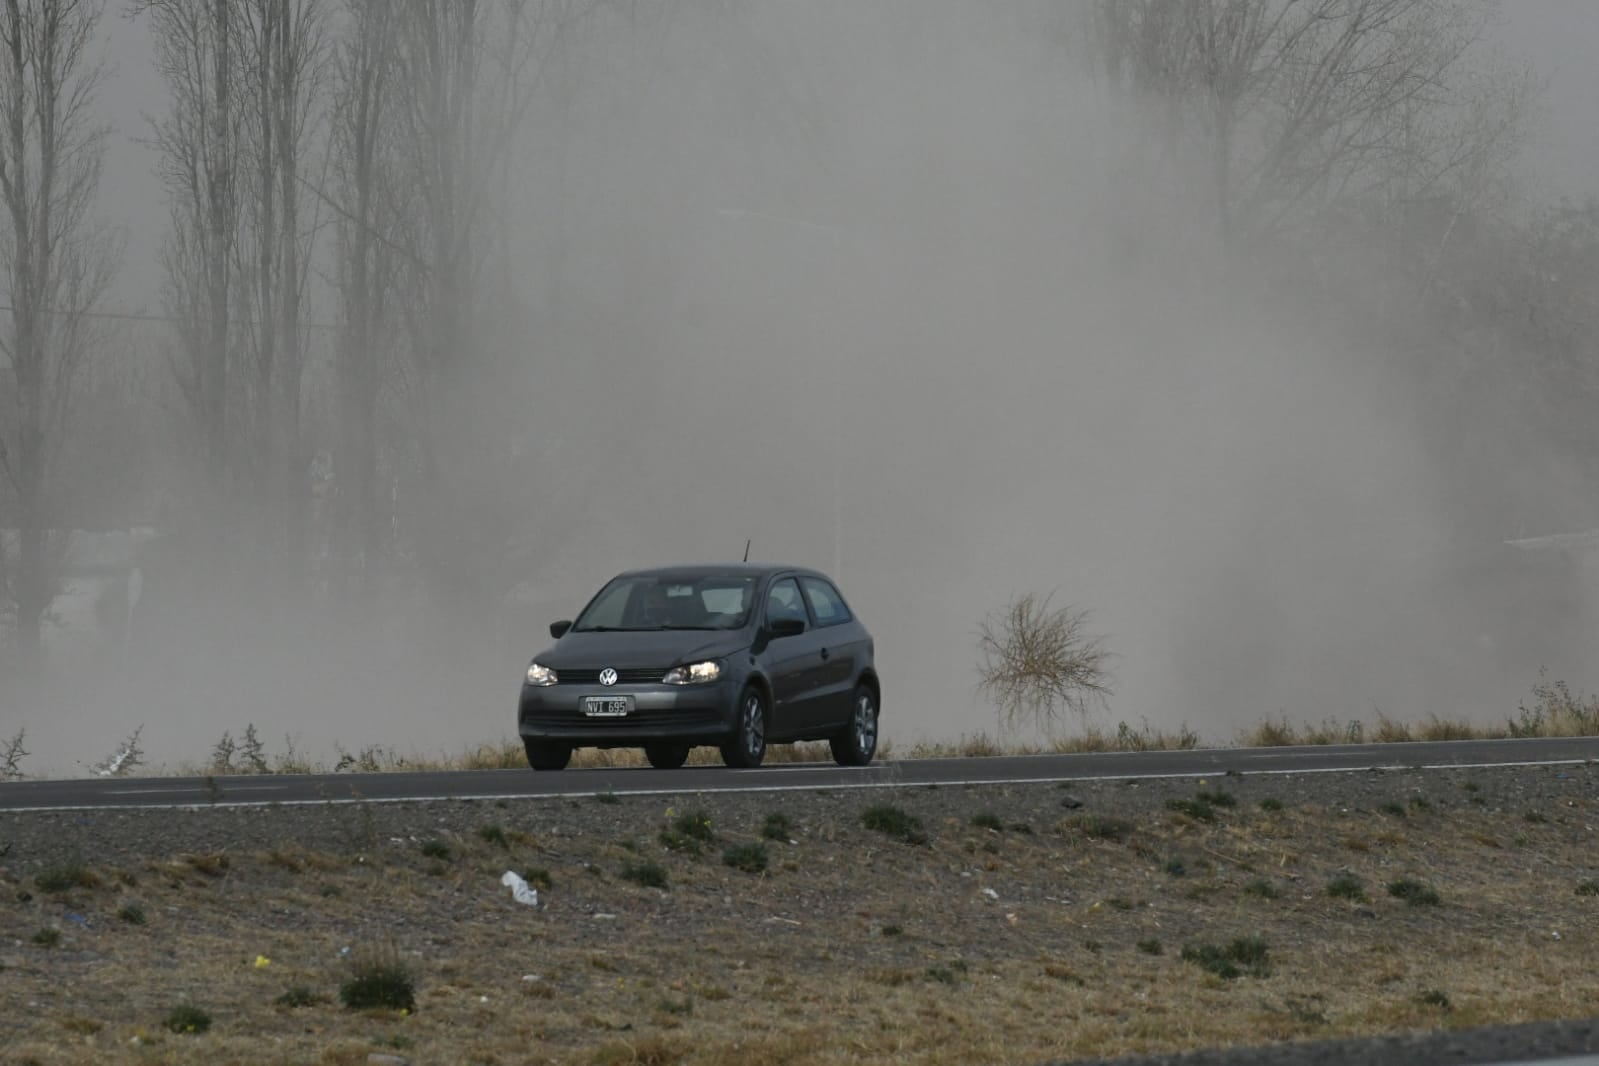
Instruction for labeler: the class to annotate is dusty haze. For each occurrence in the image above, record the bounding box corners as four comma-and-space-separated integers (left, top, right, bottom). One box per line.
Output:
4, 1, 1599, 778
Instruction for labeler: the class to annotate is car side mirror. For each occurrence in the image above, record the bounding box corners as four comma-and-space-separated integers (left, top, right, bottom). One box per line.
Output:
768, 617, 806, 638
550, 620, 573, 639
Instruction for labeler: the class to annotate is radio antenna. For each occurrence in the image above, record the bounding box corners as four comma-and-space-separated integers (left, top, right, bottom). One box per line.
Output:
743, 538, 751, 562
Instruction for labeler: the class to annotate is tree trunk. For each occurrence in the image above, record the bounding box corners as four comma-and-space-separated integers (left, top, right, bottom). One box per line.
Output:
0, 509, 10, 614
207, 0, 233, 509
10, 281, 46, 657
4, 1, 41, 654
255, 0, 278, 515
275, 0, 304, 578
1214, 104, 1234, 245
13, 401, 45, 655
334, 0, 389, 605
9, 319, 48, 654
337, 304, 378, 603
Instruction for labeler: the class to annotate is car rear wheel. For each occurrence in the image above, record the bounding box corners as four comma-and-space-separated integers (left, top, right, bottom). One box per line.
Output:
645, 742, 691, 769
830, 684, 878, 767
720, 686, 768, 769
524, 739, 573, 771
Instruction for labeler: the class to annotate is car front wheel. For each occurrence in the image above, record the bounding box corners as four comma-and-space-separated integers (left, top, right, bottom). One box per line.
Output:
720, 686, 768, 769
830, 684, 878, 767
524, 739, 573, 771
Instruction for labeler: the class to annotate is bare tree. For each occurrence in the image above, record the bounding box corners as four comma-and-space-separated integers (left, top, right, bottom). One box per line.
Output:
327, 0, 400, 598
1, 725, 26, 779
384, 0, 590, 613
1083, 0, 1529, 245
0, 0, 121, 654
139, 0, 241, 510
236, 0, 282, 497
232, 0, 328, 556
0, 504, 10, 625
0, 474, 11, 624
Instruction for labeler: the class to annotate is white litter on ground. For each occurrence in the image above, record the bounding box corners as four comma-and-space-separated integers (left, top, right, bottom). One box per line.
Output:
500, 871, 539, 906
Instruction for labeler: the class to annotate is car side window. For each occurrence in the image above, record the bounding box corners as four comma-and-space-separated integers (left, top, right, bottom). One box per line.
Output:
799, 577, 850, 626
766, 578, 808, 627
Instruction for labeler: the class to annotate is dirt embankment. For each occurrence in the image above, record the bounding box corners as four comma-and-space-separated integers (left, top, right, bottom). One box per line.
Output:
1, 762, 1597, 1065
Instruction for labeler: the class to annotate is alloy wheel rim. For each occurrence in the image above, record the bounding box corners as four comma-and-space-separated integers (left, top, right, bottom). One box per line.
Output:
745, 695, 765, 755
855, 694, 876, 754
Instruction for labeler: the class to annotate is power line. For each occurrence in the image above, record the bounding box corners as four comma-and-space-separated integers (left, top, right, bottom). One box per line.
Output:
0, 303, 340, 332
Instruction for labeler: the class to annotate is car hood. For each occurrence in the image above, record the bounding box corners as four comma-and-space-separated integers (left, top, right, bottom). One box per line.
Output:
535, 629, 748, 669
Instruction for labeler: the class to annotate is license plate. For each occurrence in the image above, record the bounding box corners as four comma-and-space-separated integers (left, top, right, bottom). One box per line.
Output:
583, 695, 633, 717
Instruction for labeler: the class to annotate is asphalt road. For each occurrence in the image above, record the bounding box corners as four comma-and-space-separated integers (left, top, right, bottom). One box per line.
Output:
1059, 1019, 1599, 1066
2, 734, 1595, 811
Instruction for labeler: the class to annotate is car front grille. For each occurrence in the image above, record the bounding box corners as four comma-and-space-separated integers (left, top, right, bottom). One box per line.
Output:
521, 706, 726, 730
558, 668, 670, 686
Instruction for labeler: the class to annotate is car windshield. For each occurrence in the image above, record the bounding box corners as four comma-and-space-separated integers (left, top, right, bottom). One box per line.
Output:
572, 574, 758, 632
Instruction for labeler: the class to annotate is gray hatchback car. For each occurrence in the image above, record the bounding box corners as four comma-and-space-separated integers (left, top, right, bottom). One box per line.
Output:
517, 563, 880, 770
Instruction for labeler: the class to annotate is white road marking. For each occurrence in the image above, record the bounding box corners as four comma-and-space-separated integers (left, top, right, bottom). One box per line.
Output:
2, 755, 1589, 813
103, 785, 289, 795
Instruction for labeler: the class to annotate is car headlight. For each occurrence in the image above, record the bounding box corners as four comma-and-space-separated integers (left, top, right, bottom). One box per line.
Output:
662, 660, 722, 685
525, 662, 558, 686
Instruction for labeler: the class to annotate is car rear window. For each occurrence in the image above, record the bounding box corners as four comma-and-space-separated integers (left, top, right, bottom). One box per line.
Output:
800, 577, 850, 626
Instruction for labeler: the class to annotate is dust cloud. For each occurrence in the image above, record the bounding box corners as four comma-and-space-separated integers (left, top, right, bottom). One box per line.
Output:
4, 0, 1595, 778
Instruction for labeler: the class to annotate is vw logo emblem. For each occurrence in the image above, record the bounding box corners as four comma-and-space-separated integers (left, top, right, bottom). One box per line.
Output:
599, 668, 618, 687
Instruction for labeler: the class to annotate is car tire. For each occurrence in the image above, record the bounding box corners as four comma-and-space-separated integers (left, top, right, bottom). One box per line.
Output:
720, 685, 768, 769
524, 739, 573, 771
830, 684, 878, 767
645, 742, 691, 769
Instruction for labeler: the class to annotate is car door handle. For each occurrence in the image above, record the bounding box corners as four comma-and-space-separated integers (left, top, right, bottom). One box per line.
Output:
819, 647, 830, 660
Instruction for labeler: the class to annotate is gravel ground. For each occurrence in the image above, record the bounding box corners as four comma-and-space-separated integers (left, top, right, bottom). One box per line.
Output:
2, 759, 1593, 868
1, 758, 1596, 1066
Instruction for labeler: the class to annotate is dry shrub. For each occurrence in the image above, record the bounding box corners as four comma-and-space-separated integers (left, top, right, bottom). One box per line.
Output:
456, 739, 529, 769
976, 592, 1112, 736
589, 1035, 688, 1065
1240, 716, 1299, 747
1371, 713, 1415, 744
1302, 717, 1365, 745
2, 728, 28, 780
339, 940, 416, 1012
1416, 715, 1480, 742
1513, 669, 1599, 737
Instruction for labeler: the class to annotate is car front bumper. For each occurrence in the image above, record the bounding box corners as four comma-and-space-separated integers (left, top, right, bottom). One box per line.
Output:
518, 678, 739, 746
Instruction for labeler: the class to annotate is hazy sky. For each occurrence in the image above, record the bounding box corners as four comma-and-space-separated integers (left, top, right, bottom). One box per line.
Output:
90, 1, 1599, 314
1492, 0, 1599, 203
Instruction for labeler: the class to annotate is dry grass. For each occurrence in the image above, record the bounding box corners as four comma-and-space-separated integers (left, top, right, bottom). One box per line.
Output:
133, 722, 1209, 779
33, 671, 1599, 782
3, 780, 1597, 1065
156, 737, 867, 777
1236, 672, 1599, 748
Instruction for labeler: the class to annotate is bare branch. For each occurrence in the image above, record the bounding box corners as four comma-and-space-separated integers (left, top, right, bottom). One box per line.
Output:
0, 726, 26, 780
1084, 0, 1522, 242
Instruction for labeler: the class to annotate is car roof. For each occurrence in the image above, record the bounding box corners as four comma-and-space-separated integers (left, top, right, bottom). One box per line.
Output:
611, 562, 830, 582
